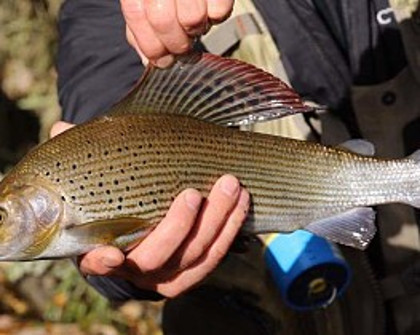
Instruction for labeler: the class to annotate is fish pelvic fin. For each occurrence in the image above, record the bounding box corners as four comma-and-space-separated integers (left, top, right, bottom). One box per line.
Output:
305, 207, 377, 250
110, 52, 320, 126
65, 217, 153, 251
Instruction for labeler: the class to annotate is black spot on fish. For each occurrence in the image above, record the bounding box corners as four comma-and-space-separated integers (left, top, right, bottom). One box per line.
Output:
45, 171, 50, 177
130, 176, 135, 181
104, 150, 109, 156
80, 185, 85, 190
108, 199, 113, 204
120, 169, 125, 174
56, 178, 60, 183
84, 176, 88, 181
69, 180, 74, 184
56, 162, 61, 168
125, 146, 129, 151
71, 196, 76, 201
118, 197, 123, 202
117, 148, 122, 153
110, 166, 114, 171
79, 207, 83, 211
156, 151, 161, 155
120, 132, 125, 137
90, 191, 95, 197
100, 173, 104, 177
61, 196, 66, 202
117, 205, 122, 210
153, 199, 158, 205
143, 160, 147, 165
138, 145, 143, 149
134, 166, 139, 171
98, 182, 103, 187
148, 143, 153, 148
106, 190, 111, 195
114, 180, 119, 185
133, 153, 138, 157
126, 186, 130, 191
88, 170, 92, 175
138, 201, 143, 207
87, 153, 92, 159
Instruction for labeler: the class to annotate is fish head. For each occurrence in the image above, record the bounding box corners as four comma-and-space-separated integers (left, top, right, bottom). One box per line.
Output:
0, 182, 63, 260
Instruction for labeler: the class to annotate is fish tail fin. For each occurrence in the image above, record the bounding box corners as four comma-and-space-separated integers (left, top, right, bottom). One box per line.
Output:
407, 149, 420, 208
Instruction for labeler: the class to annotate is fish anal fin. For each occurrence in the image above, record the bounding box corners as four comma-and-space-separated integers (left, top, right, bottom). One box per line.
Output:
66, 217, 153, 250
305, 207, 376, 250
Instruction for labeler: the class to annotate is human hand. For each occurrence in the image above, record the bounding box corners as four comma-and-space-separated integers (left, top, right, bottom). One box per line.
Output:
50, 121, 250, 298
120, 0, 234, 67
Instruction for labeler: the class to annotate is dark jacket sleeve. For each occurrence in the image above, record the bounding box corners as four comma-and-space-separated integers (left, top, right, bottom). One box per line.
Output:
57, 0, 143, 123
58, 0, 162, 302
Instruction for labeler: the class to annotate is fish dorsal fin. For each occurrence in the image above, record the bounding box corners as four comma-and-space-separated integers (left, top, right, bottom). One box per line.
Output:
110, 53, 319, 126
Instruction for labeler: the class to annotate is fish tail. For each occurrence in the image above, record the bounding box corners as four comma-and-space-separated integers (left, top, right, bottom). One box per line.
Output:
406, 149, 420, 208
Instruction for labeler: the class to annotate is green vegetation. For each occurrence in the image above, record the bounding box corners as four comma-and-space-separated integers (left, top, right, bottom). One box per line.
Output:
0, 1, 163, 334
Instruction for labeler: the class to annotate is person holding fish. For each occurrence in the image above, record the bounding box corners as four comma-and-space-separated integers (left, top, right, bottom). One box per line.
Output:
45, 0, 420, 334
54, 0, 253, 301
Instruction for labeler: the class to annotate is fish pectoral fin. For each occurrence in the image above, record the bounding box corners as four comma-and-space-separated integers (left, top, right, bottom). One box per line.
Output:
338, 139, 375, 156
305, 207, 376, 250
65, 217, 153, 250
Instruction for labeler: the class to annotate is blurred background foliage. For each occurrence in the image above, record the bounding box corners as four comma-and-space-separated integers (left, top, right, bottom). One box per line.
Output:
0, 1, 162, 334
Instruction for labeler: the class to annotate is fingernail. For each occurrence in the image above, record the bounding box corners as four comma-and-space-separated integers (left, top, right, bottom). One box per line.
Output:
185, 190, 202, 210
155, 54, 175, 68
220, 175, 239, 196
101, 255, 122, 268
239, 189, 250, 207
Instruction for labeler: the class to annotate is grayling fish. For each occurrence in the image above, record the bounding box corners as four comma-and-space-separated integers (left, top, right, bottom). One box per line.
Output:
0, 53, 419, 261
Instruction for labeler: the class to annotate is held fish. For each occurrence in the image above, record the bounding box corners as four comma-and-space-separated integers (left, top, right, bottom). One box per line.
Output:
0, 53, 419, 261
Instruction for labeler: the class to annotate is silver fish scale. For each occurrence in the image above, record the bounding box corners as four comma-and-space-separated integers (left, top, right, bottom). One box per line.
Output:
9, 113, 420, 232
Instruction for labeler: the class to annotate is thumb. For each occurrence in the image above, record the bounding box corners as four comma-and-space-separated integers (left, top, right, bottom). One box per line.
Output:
50, 121, 75, 138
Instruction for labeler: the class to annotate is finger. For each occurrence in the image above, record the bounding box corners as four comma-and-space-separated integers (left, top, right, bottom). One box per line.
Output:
169, 174, 240, 270
125, 189, 202, 272
207, 0, 234, 23
79, 246, 125, 276
120, 0, 171, 65
50, 121, 75, 138
125, 25, 149, 66
176, 0, 208, 36
156, 188, 250, 298
143, 0, 192, 55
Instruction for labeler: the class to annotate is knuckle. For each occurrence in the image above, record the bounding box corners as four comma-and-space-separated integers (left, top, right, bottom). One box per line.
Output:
211, 246, 227, 263
148, 14, 175, 33
122, 1, 147, 21
175, 41, 191, 54
129, 254, 160, 273
163, 287, 182, 298
179, 13, 206, 31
